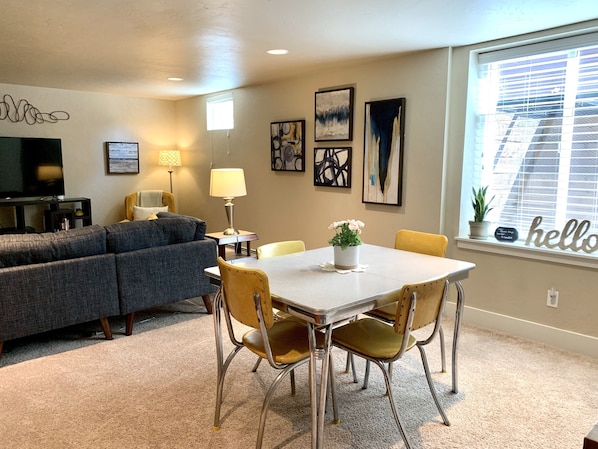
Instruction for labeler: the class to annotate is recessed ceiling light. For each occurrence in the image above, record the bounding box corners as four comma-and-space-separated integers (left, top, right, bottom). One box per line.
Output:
267, 49, 289, 55
168, 77, 184, 81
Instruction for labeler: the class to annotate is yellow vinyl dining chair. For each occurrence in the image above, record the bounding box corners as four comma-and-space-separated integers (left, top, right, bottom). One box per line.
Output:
330, 275, 451, 449
256, 240, 306, 259
214, 257, 331, 448
252, 240, 306, 371
359, 229, 449, 388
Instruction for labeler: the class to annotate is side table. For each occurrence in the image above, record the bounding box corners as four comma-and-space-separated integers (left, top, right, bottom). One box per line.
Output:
205, 230, 259, 260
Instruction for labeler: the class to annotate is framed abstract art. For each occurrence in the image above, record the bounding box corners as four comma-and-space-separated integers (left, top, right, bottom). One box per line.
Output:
105, 141, 139, 174
314, 147, 352, 188
270, 120, 305, 171
314, 87, 354, 141
362, 97, 405, 205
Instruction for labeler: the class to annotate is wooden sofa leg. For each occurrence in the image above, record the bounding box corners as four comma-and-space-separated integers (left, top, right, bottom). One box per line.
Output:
99, 317, 113, 340
125, 312, 135, 336
202, 294, 213, 314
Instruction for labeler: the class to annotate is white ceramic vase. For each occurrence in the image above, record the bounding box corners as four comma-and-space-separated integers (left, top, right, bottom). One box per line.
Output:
333, 245, 360, 270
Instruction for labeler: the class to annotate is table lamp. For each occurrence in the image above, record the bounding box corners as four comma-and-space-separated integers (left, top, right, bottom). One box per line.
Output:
209, 168, 247, 235
158, 150, 182, 193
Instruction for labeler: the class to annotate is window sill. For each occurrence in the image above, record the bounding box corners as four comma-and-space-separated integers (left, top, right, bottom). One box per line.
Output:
455, 236, 598, 269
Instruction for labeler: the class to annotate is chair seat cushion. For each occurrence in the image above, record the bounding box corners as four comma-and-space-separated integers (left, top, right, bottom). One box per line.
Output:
332, 318, 416, 360
243, 319, 322, 365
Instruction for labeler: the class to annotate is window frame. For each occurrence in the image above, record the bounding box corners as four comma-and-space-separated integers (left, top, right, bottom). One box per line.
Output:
458, 31, 598, 268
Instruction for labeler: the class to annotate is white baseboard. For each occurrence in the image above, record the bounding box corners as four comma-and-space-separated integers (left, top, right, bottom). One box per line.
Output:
444, 302, 598, 359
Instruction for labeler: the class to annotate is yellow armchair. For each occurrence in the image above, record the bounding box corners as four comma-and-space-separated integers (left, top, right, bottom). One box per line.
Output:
124, 191, 175, 221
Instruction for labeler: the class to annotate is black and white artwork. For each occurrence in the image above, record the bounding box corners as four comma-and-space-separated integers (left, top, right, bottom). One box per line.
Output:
314, 147, 351, 188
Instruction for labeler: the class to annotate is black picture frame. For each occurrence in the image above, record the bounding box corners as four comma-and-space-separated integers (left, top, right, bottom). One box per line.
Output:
106, 142, 139, 175
314, 87, 354, 141
105, 142, 139, 174
362, 98, 406, 205
270, 120, 305, 172
314, 147, 352, 188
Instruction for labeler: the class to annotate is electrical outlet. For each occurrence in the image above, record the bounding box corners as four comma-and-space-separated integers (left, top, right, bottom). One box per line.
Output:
546, 289, 559, 308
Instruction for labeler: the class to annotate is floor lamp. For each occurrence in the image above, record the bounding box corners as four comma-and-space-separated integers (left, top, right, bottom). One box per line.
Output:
158, 150, 182, 193
209, 168, 247, 235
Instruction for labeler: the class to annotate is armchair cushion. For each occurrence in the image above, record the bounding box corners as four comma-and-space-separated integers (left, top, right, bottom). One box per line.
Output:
133, 205, 168, 220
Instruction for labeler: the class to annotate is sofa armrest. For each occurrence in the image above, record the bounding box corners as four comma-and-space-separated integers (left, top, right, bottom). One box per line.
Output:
115, 239, 217, 315
0, 254, 120, 342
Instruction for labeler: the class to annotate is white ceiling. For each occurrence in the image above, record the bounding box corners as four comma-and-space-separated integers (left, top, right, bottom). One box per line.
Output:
1, 0, 597, 100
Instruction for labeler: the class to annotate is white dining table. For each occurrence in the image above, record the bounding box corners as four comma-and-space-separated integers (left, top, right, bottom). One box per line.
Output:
205, 243, 475, 449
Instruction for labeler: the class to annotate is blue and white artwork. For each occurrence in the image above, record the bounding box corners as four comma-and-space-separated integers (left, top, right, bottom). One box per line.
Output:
362, 98, 405, 206
314, 87, 354, 141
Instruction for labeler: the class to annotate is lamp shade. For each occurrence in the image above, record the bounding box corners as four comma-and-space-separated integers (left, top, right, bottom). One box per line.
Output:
209, 168, 247, 198
158, 150, 182, 168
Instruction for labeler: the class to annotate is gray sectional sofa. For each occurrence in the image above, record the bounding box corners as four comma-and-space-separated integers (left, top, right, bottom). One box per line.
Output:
0, 212, 217, 356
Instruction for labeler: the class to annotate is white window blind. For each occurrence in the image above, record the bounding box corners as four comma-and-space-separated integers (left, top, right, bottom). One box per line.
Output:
206, 92, 234, 130
473, 34, 598, 236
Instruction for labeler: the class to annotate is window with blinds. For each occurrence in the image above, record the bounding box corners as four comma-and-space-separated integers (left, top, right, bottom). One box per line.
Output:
473, 34, 598, 237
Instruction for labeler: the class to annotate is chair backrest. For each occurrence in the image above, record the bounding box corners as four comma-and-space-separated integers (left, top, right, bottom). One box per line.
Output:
394, 276, 449, 335
217, 257, 274, 329
256, 240, 306, 259
124, 191, 176, 220
394, 229, 448, 257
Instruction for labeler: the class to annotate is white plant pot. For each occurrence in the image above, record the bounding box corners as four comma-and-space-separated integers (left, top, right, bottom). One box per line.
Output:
333, 245, 360, 270
469, 220, 491, 240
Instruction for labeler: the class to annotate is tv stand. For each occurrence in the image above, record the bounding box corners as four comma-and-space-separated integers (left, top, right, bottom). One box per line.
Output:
0, 197, 92, 233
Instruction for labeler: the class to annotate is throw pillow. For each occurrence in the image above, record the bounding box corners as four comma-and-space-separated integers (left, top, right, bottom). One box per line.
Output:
133, 205, 168, 221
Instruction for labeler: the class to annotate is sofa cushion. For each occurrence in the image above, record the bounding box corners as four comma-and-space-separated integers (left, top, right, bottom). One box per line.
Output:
0, 225, 107, 268
105, 215, 205, 253
156, 212, 206, 240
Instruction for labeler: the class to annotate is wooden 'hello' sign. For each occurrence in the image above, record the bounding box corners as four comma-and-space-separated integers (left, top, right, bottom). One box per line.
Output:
525, 216, 598, 254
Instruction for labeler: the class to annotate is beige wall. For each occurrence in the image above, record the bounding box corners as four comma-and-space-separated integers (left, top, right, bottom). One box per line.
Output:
1, 20, 596, 354
0, 84, 176, 227
176, 49, 451, 250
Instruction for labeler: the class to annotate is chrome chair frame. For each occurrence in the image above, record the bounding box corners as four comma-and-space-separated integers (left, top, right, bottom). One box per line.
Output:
359, 229, 449, 388
331, 277, 451, 449
213, 257, 337, 448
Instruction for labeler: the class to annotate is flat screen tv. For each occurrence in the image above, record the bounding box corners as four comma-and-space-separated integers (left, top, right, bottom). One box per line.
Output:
0, 137, 65, 200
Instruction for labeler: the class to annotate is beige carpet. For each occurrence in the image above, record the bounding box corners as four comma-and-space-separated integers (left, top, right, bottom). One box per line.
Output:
0, 302, 596, 449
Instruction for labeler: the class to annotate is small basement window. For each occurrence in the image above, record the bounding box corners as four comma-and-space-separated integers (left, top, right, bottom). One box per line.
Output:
206, 92, 234, 131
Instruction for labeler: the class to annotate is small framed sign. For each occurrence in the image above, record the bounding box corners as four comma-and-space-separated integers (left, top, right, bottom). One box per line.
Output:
105, 142, 139, 174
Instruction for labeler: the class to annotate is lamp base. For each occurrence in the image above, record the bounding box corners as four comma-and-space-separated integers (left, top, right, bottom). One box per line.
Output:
223, 228, 239, 235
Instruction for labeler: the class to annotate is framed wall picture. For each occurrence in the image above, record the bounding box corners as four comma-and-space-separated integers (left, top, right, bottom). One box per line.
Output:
362, 98, 405, 205
314, 147, 352, 188
314, 87, 354, 141
105, 141, 139, 174
270, 120, 305, 171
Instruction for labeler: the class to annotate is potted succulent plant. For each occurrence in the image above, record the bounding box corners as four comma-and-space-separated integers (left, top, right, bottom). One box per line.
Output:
469, 186, 494, 240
